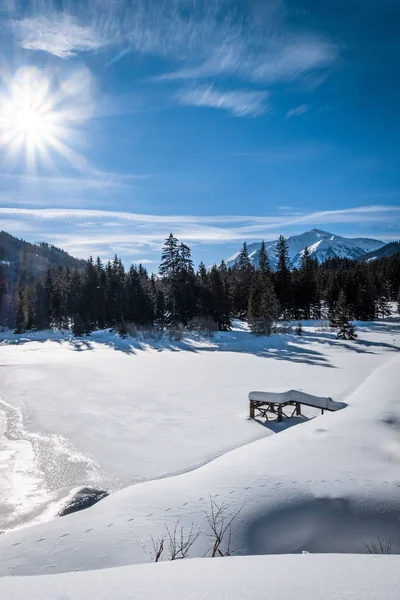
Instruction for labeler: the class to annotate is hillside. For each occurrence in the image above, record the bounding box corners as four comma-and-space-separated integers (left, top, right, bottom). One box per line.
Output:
226, 228, 385, 269
0, 320, 398, 571
0, 231, 84, 282
359, 241, 400, 262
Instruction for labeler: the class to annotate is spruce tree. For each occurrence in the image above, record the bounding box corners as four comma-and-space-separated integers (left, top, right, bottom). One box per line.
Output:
274, 235, 292, 318
159, 234, 179, 277
248, 273, 278, 335
295, 247, 319, 319
258, 240, 271, 275
232, 242, 254, 319
210, 266, 231, 330
376, 281, 392, 318
330, 290, 357, 340
14, 280, 26, 334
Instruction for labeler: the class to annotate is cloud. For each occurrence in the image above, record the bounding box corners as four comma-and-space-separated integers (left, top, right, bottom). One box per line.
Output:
7, 1, 338, 89
178, 85, 269, 116
286, 104, 310, 119
13, 12, 110, 58
0, 205, 397, 265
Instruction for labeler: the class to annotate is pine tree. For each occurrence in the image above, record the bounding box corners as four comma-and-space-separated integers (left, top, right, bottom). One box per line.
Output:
376, 281, 392, 318
295, 247, 319, 319
258, 240, 271, 275
330, 290, 357, 340
14, 280, 26, 334
159, 234, 179, 277
274, 235, 292, 317
248, 273, 278, 335
232, 242, 254, 319
236, 242, 252, 271
210, 266, 231, 330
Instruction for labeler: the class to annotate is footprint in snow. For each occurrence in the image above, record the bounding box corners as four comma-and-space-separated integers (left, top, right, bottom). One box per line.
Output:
183, 502, 188, 506
85, 529, 93, 533
127, 518, 134, 522
107, 523, 113, 527
12, 543, 20, 547
146, 514, 153, 518
198, 497, 204, 501
165, 508, 171, 512
230, 490, 235, 494
36, 538, 45, 543
59, 533, 69, 538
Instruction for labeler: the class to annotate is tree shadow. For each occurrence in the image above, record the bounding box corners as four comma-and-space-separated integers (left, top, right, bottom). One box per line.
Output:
300, 330, 397, 353
2, 319, 397, 366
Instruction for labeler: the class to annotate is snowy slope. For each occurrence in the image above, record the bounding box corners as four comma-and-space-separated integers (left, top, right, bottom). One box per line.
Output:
0, 326, 399, 576
226, 229, 384, 269
0, 321, 397, 531
1, 555, 400, 600
359, 241, 400, 262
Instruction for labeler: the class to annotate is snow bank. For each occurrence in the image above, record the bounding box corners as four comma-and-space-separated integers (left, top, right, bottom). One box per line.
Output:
0, 351, 399, 576
1, 320, 397, 531
0, 555, 399, 600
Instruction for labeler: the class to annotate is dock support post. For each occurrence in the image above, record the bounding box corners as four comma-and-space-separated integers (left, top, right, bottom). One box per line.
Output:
250, 401, 255, 419
296, 402, 301, 416
277, 404, 283, 422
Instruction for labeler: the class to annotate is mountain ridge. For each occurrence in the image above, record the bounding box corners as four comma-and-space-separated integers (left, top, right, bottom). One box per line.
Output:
0, 231, 85, 282
226, 229, 385, 269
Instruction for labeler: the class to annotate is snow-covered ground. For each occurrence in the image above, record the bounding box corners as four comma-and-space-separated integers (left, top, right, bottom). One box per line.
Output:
0, 320, 398, 531
0, 317, 399, 587
1, 554, 400, 600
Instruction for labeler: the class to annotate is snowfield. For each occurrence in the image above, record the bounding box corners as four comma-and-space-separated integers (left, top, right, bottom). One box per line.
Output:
0, 320, 398, 530
0, 320, 400, 584
1, 555, 400, 600
0, 317, 399, 597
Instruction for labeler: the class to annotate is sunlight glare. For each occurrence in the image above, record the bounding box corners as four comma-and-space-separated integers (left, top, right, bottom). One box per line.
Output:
0, 66, 93, 172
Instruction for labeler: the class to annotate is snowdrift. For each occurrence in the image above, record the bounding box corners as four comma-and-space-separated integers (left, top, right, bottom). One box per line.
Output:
1, 555, 400, 600
0, 354, 399, 576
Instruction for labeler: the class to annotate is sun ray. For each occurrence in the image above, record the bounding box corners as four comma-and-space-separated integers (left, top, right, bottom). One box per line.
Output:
0, 66, 94, 174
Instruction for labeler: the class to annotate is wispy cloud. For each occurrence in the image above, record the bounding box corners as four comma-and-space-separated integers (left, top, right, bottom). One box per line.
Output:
0, 205, 397, 264
178, 85, 269, 117
12, 12, 110, 58
286, 104, 311, 119
7, 1, 339, 89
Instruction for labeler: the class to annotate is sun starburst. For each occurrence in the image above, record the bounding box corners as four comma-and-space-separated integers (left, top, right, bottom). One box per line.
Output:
0, 66, 93, 172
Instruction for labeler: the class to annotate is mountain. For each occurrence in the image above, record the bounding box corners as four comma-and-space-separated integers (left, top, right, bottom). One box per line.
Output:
226, 229, 385, 270
0, 231, 85, 282
359, 241, 400, 262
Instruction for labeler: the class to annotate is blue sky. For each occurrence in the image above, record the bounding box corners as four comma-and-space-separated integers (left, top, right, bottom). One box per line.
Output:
0, 0, 399, 268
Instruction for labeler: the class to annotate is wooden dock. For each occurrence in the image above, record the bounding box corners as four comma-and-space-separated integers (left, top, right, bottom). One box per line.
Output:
249, 390, 346, 422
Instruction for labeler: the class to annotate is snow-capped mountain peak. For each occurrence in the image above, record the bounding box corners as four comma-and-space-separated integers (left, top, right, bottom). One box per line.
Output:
225, 229, 385, 270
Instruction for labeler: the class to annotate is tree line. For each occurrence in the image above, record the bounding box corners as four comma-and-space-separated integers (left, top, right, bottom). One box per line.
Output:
1, 233, 399, 337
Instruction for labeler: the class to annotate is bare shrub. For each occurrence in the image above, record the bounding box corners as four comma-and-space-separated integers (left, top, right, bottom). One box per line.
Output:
151, 520, 199, 561
187, 316, 217, 338
204, 496, 245, 557
168, 322, 185, 341
275, 321, 293, 334
166, 520, 200, 560
363, 537, 393, 554
124, 323, 164, 342
249, 315, 274, 336
151, 533, 166, 562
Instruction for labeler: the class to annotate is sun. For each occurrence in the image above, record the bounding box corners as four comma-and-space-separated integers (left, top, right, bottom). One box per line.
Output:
0, 66, 92, 172
14, 107, 44, 135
